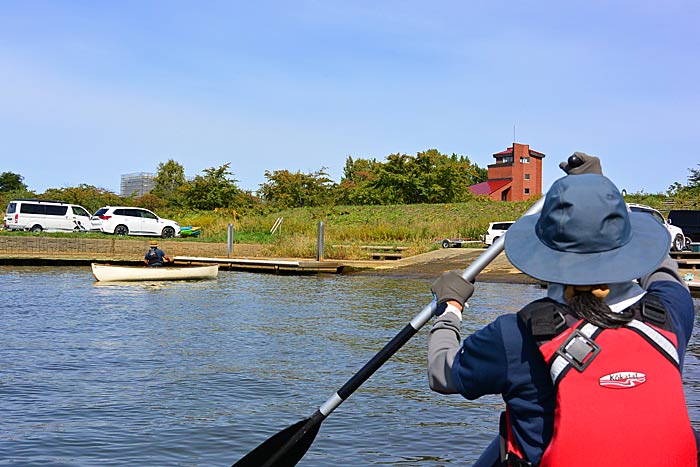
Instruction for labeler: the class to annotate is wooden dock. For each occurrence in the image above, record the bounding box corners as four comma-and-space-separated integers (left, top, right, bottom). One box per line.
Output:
671, 251, 700, 270
173, 256, 344, 274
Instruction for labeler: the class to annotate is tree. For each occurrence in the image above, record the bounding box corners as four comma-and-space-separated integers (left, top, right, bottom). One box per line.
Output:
336, 157, 385, 205
133, 193, 167, 212
371, 152, 417, 204
181, 163, 242, 210
0, 172, 27, 192
410, 149, 486, 203
41, 184, 121, 214
341, 156, 380, 186
668, 164, 700, 198
686, 165, 700, 187
338, 150, 487, 205
259, 168, 336, 208
152, 159, 186, 204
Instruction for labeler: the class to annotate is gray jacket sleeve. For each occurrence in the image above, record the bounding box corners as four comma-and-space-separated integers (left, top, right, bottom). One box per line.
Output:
427, 313, 462, 394
639, 256, 689, 291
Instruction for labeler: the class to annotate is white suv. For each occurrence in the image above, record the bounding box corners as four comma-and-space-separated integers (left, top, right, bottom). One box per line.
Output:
627, 203, 687, 251
91, 206, 180, 238
481, 221, 515, 246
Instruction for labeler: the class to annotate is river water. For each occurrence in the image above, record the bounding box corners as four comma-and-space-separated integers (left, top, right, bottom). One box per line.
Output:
2, 266, 700, 466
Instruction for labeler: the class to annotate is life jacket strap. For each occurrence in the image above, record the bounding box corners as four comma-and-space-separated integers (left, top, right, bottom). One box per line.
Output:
627, 319, 679, 367
530, 308, 567, 341
517, 298, 571, 345
505, 452, 534, 466
499, 410, 535, 466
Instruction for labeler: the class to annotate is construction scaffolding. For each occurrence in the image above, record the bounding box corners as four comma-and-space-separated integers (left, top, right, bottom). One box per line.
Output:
120, 172, 156, 197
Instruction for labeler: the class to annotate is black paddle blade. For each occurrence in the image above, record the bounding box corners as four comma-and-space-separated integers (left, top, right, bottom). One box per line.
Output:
232, 413, 323, 467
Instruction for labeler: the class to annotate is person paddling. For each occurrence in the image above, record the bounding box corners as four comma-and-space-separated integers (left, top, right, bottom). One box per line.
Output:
144, 240, 170, 267
428, 153, 698, 466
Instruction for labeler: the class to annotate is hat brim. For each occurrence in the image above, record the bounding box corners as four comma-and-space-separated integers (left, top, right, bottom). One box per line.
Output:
505, 212, 671, 285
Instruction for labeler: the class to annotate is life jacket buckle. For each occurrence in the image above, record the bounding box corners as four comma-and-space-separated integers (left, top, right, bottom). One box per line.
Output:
555, 329, 600, 372
552, 310, 566, 334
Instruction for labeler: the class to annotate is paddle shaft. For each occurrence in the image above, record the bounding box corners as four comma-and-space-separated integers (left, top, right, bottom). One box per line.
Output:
318, 195, 547, 417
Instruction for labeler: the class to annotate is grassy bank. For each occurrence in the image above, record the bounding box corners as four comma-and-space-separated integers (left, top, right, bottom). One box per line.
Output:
1, 193, 680, 260
164, 198, 535, 259
174, 193, 680, 256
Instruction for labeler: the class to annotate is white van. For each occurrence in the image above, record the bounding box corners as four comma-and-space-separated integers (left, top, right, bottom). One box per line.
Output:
481, 221, 516, 246
4, 199, 92, 232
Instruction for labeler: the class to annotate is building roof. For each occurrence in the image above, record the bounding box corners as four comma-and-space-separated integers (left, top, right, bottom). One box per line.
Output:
493, 146, 545, 159
468, 179, 511, 195
493, 148, 512, 156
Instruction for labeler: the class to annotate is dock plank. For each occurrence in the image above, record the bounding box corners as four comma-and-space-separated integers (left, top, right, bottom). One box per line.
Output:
173, 255, 344, 274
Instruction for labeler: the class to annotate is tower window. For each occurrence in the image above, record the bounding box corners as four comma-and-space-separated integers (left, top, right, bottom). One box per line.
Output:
524, 173, 530, 180
524, 188, 530, 194
520, 157, 530, 163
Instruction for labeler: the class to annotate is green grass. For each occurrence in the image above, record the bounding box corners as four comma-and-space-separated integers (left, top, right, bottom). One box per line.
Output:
146, 198, 539, 258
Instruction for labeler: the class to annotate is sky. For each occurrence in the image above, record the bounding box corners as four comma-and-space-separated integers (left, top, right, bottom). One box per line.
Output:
1, 1, 698, 196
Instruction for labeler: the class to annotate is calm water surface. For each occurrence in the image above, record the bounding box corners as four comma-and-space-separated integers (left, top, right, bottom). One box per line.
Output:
2, 266, 700, 466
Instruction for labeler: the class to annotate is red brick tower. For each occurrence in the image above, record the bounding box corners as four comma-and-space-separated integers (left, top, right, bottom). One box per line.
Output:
485, 143, 545, 201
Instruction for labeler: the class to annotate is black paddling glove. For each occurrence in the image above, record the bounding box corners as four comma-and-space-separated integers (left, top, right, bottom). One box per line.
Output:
559, 152, 603, 175
430, 270, 475, 307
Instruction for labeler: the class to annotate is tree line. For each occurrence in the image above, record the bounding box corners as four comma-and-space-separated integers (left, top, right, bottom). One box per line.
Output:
667, 165, 700, 200
2, 153, 698, 216
0, 150, 488, 214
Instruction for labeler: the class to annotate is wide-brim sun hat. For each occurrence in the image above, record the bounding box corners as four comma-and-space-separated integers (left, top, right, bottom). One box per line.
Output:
149, 240, 158, 247
505, 174, 670, 285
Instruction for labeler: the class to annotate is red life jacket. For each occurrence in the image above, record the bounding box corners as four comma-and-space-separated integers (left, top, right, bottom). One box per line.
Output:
501, 295, 697, 466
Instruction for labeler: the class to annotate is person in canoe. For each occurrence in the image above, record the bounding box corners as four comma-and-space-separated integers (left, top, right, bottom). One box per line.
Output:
144, 240, 170, 267
427, 153, 697, 466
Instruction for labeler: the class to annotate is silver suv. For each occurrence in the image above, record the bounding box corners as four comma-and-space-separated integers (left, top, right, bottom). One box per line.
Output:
91, 206, 180, 238
627, 203, 687, 251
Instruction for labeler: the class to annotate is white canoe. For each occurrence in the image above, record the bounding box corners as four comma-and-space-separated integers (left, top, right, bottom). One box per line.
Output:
92, 263, 219, 282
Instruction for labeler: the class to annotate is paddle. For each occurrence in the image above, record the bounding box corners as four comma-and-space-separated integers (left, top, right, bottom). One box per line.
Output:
232, 156, 581, 467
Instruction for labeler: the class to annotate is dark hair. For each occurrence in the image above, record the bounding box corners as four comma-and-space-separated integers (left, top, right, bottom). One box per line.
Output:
569, 292, 633, 328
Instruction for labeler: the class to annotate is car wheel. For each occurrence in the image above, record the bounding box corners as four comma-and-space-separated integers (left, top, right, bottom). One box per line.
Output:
114, 224, 129, 236
30, 224, 43, 233
441, 239, 451, 248
162, 226, 175, 238
672, 234, 685, 252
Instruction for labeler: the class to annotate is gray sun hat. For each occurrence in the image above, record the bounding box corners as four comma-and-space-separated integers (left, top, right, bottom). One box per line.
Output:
504, 174, 670, 285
